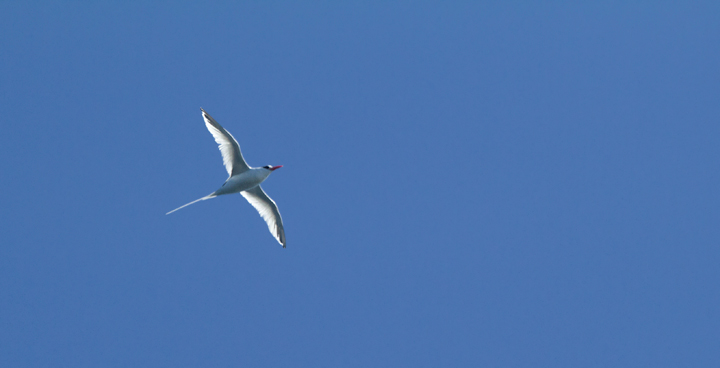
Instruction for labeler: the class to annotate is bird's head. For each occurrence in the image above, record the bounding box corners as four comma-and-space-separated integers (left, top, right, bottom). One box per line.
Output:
262, 165, 283, 172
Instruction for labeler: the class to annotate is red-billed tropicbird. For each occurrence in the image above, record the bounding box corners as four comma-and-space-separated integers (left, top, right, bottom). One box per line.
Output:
167, 108, 286, 247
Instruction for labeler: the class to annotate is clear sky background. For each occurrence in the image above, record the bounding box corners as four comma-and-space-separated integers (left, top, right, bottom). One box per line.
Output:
1, 2, 719, 367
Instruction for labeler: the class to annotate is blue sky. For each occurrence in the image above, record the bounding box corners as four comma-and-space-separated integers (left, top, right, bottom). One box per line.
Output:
1, 2, 719, 367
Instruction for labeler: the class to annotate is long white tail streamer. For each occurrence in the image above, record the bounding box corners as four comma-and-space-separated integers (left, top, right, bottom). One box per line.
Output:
166, 193, 216, 215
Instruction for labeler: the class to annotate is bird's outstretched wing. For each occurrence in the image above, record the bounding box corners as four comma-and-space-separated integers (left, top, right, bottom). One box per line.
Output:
201, 108, 251, 176
241, 185, 286, 247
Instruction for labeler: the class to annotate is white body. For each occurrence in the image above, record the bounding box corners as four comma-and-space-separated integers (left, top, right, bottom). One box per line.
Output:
214, 168, 272, 196
167, 109, 286, 248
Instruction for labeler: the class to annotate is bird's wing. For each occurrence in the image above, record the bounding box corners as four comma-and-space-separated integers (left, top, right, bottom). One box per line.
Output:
201, 108, 251, 176
241, 185, 286, 247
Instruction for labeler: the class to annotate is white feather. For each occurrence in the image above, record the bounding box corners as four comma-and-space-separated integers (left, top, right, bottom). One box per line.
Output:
241, 185, 286, 247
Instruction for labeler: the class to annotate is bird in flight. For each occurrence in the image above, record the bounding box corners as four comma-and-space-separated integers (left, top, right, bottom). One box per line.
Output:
167, 108, 286, 248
